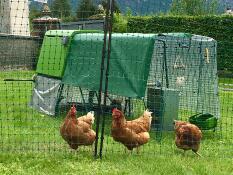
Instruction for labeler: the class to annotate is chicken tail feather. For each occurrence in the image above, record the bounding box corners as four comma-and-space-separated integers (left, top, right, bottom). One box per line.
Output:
144, 109, 153, 117
86, 111, 95, 124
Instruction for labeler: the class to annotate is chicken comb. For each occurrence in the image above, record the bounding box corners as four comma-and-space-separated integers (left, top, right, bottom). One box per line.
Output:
112, 108, 118, 113
71, 103, 76, 111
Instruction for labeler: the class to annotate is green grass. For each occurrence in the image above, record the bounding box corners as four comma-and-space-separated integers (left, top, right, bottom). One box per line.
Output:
0, 70, 232, 175
0, 152, 232, 175
219, 77, 233, 84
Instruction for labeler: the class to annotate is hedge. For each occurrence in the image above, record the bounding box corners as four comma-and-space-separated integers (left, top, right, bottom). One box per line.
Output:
115, 15, 233, 71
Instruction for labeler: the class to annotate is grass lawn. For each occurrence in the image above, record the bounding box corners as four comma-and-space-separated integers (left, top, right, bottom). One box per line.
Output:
0, 70, 232, 175
0, 152, 232, 175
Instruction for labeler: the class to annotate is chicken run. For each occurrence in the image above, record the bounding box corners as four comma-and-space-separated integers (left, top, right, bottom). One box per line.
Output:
20, 29, 220, 157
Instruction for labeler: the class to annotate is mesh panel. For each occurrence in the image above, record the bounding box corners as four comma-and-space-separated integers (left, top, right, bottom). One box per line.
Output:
0, 0, 232, 165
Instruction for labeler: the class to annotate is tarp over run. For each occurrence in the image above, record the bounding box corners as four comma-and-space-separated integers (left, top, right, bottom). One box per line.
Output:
62, 33, 156, 98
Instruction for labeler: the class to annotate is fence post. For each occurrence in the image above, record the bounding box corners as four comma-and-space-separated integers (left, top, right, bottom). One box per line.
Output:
94, 0, 111, 159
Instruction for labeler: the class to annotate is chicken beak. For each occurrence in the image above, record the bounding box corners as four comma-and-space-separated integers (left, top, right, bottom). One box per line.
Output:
70, 104, 77, 116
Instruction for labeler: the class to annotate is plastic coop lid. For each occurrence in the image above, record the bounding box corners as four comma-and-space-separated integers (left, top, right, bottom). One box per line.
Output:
36, 30, 101, 78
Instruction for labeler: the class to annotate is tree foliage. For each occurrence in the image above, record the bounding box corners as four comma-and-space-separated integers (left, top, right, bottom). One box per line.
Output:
170, 0, 219, 15
51, 0, 72, 18
29, 6, 41, 20
76, 0, 97, 19
100, 0, 121, 13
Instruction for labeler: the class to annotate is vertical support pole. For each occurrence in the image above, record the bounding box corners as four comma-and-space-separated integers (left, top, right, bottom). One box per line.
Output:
79, 87, 88, 113
158, 39, 169, 88
128, 97, 131, 116
163, 42, 169, 88
94, 0, 111, 159
156, 39, 168, 142
99, 0, 114, 159
55, 84, 64, 116
197, 42, 203, 112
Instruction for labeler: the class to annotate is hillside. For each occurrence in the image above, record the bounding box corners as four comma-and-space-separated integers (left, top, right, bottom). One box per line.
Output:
30, 0, 232, 15
30, 0, 174, 14
116, 0, 172, 14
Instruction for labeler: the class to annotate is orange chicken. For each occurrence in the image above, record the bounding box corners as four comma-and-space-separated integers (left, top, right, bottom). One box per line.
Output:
111, 108, 152, 151
60, 105, 96, 150
174, 120, 202, 156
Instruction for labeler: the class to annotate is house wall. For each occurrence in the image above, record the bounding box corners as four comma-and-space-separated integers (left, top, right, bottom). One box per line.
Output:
0, 0, 30, 36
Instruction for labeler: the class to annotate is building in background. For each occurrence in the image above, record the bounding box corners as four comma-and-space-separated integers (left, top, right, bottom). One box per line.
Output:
0, 0, 30, 36
61, 20, 104, 30
225, 7, 233, 15
31, 3, 60, 38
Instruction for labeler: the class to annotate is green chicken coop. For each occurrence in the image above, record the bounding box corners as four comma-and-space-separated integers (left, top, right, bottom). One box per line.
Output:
30, 30, 220, 133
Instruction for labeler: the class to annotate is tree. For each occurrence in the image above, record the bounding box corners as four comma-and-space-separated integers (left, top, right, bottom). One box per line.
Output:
125, 7, 132, 17
29, 6, 41, 21
207, 0, 219, 15
170, 0, 219, 16
76, 0, 97, 19
51, 0, 71, 18
100, 0, 121, 13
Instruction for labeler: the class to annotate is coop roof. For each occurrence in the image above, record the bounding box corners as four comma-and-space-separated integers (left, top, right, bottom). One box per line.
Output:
45, 30, 101, 37
36, 30, 102, 78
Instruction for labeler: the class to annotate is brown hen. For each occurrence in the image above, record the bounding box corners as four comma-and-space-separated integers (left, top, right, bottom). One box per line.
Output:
174, 120, 202, 156
111, 108, 152, 151
60, 105, 96, 150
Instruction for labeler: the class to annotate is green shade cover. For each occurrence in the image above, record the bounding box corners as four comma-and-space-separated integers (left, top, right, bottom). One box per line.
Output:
62, 33, 156, 98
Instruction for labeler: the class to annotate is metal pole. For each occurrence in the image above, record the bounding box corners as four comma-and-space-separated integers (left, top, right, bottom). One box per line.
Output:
163, 42, 169, 88
94, 0, 110, 159
156, 39, 168, 142
79, 87, 88, 113
158, 39, 169, 88
99, 0, 114, 159
196, 42, 203, 112
4, 79, 34, 82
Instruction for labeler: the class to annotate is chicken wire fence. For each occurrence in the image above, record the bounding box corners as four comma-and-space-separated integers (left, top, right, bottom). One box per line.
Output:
0, 0, 233, 158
